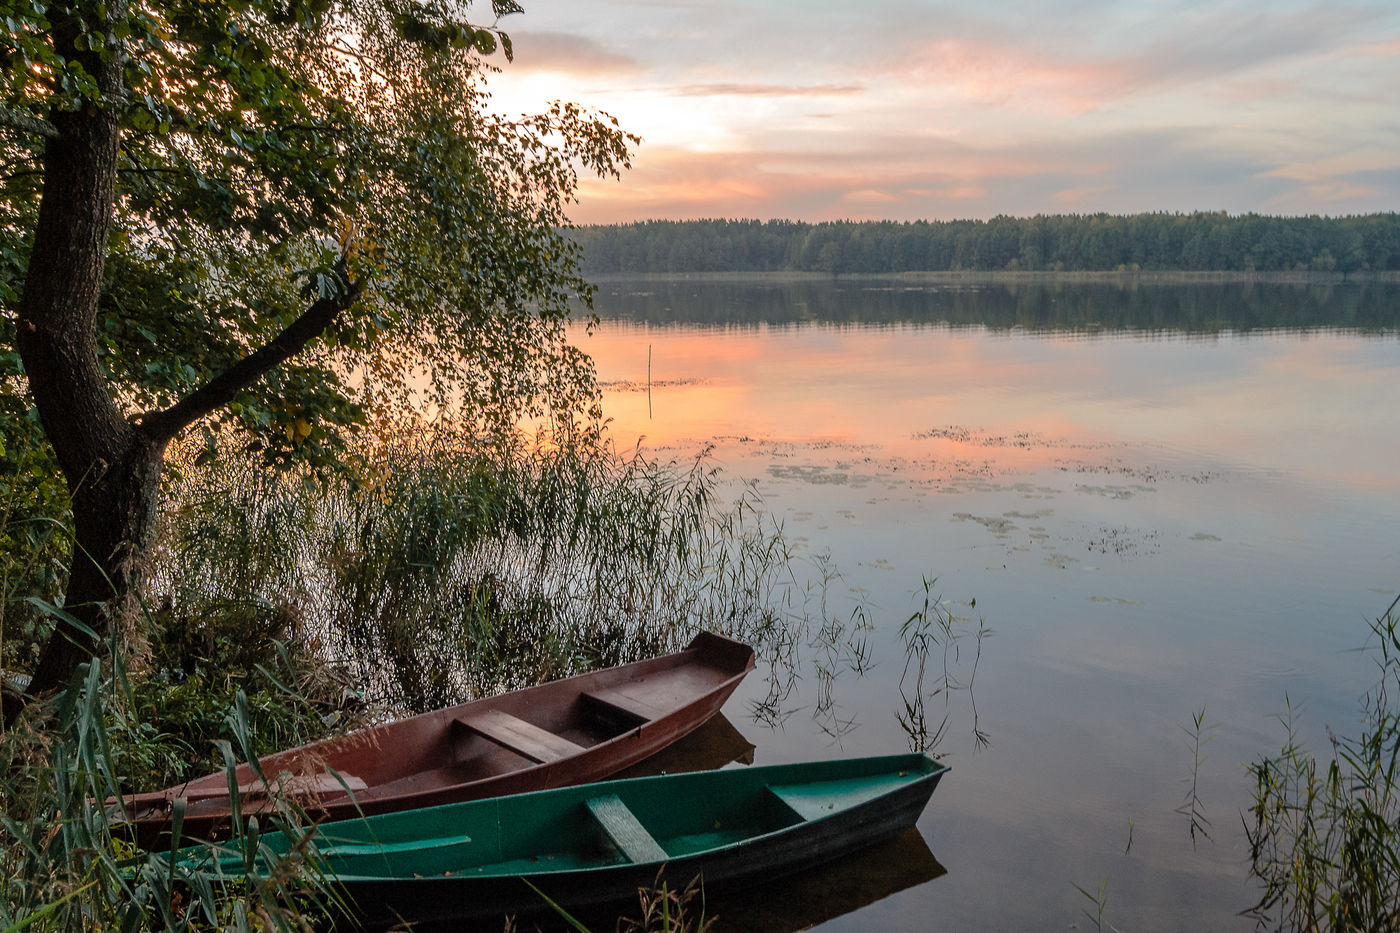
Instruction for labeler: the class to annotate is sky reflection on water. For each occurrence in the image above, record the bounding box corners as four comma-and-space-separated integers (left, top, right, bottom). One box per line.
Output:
569, 280, 1400, 931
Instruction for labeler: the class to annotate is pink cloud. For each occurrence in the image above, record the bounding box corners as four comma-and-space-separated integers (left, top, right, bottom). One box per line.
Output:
884, 8, 1389, 116
497, 30, 641, 76
571, 146, 1047, 222
900, 38, 1133, 115
667, 83, 865, 98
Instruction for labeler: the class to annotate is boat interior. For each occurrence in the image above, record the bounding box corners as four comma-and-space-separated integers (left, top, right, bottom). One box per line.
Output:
318, 768, 934, 880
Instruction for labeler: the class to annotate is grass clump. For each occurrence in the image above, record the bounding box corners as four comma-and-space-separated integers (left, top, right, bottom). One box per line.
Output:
1244, 606, 1400, 932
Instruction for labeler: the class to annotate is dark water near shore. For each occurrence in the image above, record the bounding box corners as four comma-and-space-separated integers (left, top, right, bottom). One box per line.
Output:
570, 277, 1400, 931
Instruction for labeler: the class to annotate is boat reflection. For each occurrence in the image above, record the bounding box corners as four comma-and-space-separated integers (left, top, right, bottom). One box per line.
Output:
611, 711, 757, 779
701, 828, 946, 933
517, 827, 945, 933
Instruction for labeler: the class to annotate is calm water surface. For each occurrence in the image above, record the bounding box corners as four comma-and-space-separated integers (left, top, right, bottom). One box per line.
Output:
572, 278, 1400, 932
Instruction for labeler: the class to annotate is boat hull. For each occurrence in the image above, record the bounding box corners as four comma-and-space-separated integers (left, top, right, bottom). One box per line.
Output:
118, 632, 755, 848
200, 754, 949, 930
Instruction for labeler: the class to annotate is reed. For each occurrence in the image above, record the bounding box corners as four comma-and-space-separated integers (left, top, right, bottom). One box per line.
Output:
896, 577, 991, 753
147, 424, 798, 714
1244, 608, 1400, 931
0, 655, 336, 932
1177, 707, 1213, 847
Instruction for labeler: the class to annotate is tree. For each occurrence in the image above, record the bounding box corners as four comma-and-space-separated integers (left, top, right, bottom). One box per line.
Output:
1, 0, 636, 716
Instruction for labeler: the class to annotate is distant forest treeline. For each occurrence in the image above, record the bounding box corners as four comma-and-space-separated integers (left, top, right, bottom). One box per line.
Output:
569, 213, 1400, 275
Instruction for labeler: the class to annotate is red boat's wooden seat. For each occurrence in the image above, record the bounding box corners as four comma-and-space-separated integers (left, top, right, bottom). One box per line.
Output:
456, 710, 585, 764
581, 685, 665, 721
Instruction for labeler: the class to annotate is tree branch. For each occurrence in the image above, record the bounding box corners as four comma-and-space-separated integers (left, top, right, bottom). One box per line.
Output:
137, 270, 361, 443
0, 106, 60, 140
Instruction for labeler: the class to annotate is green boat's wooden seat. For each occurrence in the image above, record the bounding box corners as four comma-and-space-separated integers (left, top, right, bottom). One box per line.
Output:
585, 794, 668, 863
763, 784, 827, 821
455, 710, 585, 764
581, 685, 665, 721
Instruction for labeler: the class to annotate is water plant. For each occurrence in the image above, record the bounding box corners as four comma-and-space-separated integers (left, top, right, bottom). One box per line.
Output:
896, 577, 990, 753
1177, 707, 1213, 847
1243, 602, 1400, 932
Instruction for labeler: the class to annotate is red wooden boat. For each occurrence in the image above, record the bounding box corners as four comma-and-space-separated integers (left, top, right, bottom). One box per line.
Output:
114, 632, 754, 848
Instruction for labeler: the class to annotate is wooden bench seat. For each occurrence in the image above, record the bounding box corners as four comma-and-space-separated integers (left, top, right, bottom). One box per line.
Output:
763, 783, 829, 821
456, 709, 585, 764
581, 684, 667, 721
585, 794, 668, 863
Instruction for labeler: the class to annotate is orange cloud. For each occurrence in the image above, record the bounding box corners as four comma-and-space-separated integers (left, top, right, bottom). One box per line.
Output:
1262, 151, 1400, 183
570, 140, 1115, 223
841, 189, 901, 203
1054, 186, 1111, 205
905, 186, 984, 200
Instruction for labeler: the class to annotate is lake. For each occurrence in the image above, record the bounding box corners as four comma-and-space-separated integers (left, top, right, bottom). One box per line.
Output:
570, 276, 1400, 931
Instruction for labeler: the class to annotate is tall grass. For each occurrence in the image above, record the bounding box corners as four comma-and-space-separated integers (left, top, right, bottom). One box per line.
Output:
1244, 607, 1400, 932
150, 425, 797, 713
0, 655, 336, 932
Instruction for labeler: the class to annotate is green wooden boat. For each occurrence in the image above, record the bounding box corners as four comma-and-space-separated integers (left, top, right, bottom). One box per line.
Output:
190, 753, 948, 929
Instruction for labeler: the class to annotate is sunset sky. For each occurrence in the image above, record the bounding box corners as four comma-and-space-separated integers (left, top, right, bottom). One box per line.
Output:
483, 0, 1400, 223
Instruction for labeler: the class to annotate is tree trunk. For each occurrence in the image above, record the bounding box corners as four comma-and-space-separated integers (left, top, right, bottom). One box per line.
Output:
24, 439, 166, 697
5, 5, 359, 721
11, 6, 156, 707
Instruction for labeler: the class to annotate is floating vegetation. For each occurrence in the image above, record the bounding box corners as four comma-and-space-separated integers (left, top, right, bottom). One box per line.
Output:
1074, 483, 1157, 500
914, 425, 1102, 450
1087, 526, 1161, 557
766, 463, 856, 485
950, 513, 1016, 536
1088, 596, 1143, 606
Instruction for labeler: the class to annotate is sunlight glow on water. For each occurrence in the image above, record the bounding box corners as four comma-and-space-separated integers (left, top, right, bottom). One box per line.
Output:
570, 280, 1400, 931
